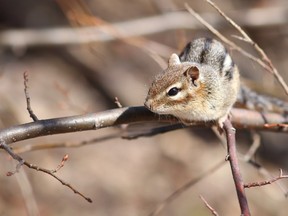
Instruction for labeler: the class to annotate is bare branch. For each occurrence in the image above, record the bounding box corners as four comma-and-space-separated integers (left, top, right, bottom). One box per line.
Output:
264, 123, 288, 130
23, 159, 92, 202
253, 162, 288, 196
0, 107, 288, 146
245, 169, 288, 193
184, 4, 271, 71
12, 124, 184, 153
0, 140, 92, 202
223, 119, 251, 216
205, 0, 288, 95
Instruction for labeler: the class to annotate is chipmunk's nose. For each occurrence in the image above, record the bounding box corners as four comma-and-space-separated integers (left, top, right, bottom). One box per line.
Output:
144, 99, 153, 110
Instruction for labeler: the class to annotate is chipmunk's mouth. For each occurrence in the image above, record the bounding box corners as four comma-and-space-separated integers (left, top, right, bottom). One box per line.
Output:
144, 99, 153, 111
144, 99, 161, 113
144, 99, 169, 115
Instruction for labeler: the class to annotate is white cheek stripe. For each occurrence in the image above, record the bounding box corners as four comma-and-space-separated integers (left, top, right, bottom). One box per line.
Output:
169, 91, 186, 100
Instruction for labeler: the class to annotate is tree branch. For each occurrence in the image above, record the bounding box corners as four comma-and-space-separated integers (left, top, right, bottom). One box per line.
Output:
223, 119, 250, 216
0, 139, 92, 203
245, 169, 288, 192
0, 106, 287, 146
205, 0, 288, 95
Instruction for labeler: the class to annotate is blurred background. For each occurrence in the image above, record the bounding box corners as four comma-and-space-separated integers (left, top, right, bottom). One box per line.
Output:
0, 0, 288, 215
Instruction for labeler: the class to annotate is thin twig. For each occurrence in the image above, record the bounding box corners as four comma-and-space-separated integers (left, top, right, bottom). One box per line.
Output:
22, 160, 92, 202
264, 123, 288, 130
114, 97, 123, 108
206, 0, 288, 95
0, 140, 92, 203
184, 4, 270, 70
147, 160, 225, 216
51, 154, 69, 173
222, 119, 251, 216
243, 158, 288, 197
241, 131, 288, 195
214, 121, 288, 197
23, 71, 39, 121
199, 195, 219, 216
185, 1, 288, 95
245, 169, 288, 192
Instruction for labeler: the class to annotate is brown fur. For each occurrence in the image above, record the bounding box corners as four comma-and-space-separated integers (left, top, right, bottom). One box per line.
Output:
145, 38, 240, 126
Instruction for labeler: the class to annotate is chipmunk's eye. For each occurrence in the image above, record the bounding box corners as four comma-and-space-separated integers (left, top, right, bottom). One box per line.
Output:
167, 87, 180, 96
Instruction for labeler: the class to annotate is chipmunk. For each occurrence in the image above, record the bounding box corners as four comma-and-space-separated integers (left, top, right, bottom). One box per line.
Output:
144, 38, 240, 127
145, 38, 288, 126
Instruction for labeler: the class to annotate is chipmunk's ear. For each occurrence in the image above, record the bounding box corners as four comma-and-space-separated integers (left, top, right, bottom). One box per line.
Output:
168, 53, 181, 66
184, 66, 200, 87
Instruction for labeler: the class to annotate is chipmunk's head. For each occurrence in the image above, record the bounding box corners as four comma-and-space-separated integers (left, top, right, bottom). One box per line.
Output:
144, 53, 207, 120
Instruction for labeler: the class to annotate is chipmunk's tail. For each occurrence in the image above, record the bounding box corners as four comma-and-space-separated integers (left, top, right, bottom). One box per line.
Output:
236, 85, 288, 115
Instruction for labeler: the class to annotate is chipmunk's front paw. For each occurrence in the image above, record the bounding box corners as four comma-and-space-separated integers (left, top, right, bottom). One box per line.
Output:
217, 113, 231, 133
